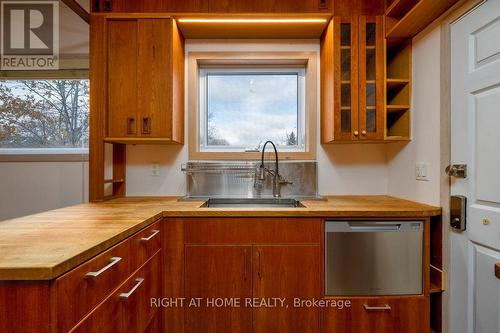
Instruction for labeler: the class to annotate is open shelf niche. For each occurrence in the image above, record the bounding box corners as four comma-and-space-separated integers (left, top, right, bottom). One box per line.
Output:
385, 40, 411, 140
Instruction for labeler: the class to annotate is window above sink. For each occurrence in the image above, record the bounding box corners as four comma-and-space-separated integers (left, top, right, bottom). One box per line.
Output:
188, 51, 317, 160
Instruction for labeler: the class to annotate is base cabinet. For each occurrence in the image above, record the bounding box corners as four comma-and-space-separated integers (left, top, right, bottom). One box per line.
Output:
253, 246, 321, 332
185, 245, 253, 333
323, 297, 430, 333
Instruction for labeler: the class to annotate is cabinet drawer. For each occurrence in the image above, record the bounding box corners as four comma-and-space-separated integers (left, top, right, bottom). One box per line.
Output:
56, 238, 130, 333
70, 252, 161, 333
130, 220, 161, 273
122, 250, 161, 333
323, 296, 429, 333
184, 218, 322, 244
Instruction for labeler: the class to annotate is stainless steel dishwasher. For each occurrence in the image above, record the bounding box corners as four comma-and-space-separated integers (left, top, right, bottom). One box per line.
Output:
325, 221, 423, 296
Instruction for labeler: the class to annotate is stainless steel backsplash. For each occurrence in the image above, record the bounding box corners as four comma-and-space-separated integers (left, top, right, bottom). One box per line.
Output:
181, 161, 318, 199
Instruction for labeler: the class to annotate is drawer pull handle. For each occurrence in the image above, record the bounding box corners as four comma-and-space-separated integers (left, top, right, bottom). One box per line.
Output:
363, 304, 391, 311
85, 257, 122, 278
120, 278, 144, 299
140, 229, 160, 242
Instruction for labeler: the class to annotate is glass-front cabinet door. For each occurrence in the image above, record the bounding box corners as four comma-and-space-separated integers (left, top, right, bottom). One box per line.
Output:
334, 17, 359, 141
358, 16, 384, 140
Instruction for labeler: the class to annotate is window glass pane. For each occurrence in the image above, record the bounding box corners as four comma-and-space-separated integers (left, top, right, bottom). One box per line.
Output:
340, 23, 351, 46
341, 109, 351, 133
0, 80, 89, 148
341, 83, 351, 107
366, 23, 376, 46
366, 48, 376, 81
341, 48, 351, 81
205, 73, 300, 149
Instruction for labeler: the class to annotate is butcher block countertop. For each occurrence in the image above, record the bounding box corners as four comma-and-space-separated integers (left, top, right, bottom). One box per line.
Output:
0, 195, 440, 281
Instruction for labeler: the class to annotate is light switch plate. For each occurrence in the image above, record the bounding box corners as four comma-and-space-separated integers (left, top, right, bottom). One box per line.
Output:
151, 163, 160, 176
416, 162, 429, 181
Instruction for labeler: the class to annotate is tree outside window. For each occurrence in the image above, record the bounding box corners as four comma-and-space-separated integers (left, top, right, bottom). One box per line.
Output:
0, 80, 89, 148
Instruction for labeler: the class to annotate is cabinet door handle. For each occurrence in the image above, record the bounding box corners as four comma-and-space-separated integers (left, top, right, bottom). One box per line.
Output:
120, 278, 144, 299
354, 130, 359, 136
318, 0, 327, 9
140, 229, 160, 242
361, 130, 367, 136
363, 304, 391, 311
85, 257, 122, 278
127, 117, 136, 135
142, 117, 151, 134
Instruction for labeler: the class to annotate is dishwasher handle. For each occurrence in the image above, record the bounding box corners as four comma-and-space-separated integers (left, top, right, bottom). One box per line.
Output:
348, 223, 401, 232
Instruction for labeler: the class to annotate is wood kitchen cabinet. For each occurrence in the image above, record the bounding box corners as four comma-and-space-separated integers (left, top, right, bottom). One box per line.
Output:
100, 17, 184, 143
180, 218, 323, 333
183, 244, 321, 333
321, 15, 384, 142
0, 221, 163, 333
323, 296, 430, 333
93, 0, 329, 12
253, 245, 321, 332
185, 245, 253, 333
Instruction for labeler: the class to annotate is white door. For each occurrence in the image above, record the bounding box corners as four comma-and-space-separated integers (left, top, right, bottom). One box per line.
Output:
450, 1, 500, 333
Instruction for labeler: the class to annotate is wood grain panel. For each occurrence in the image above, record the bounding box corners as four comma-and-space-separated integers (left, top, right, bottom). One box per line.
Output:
171, 19, 185, 143
56, 237, 130, 333
185, 245, 253, 333
69, 288, 123, 333
137, 19, 171, 139
122, 251, 161, 333
89, 15, 107, 202
166, 0, 208, 12
320, 18, 334, 143
0, 282, 51, 333
107, 20, 137, 138
129, 220, 161, 273
184, 218, 322, 244
253, 245, 321, 333
208, 0, 331, 13
323, 296, 430, 333
162, 218, 185, 332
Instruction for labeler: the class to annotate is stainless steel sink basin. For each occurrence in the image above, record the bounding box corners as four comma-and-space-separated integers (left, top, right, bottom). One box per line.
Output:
202, 198, 305, 208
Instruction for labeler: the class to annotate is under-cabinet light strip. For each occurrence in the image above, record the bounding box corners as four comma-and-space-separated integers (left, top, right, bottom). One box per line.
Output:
177, 18, 327, 23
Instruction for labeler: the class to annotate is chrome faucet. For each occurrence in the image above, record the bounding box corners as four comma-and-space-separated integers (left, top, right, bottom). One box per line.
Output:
255, 140, 292, 197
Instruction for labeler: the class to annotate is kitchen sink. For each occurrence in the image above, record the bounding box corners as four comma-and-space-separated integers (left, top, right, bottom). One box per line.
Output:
202, 198, 305, 208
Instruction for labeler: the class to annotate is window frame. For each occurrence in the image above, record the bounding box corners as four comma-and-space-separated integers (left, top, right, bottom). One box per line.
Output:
0, 67, 89, 162
188, 51, 317, 160
199, 66, 306, 152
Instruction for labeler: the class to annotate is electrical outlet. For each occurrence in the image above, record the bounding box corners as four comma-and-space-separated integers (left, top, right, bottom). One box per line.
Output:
151, 163, 160, 176
416, 162, 429, 181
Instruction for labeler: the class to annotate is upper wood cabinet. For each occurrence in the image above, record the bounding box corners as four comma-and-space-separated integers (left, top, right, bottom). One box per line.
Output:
102, 17, 184, 143
93, 0, 330, 12
208, 0, 331, 13
320, 16, 384, 142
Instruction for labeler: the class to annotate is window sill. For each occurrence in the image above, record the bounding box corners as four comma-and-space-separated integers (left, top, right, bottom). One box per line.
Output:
0, 148, 89, 162
188, 150, 316, 161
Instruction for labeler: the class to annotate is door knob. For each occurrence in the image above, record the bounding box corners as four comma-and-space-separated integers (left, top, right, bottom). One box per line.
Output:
446, 164, 467, 178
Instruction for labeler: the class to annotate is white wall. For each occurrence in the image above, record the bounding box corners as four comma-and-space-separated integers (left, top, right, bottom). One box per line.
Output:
126, 40, 388, 196
0, 161, 88, 220
386, 27, 442, 206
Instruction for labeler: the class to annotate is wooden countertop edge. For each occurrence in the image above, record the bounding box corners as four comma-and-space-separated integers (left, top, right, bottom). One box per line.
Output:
0, 213, 163, 281
0, 198, 441, 281
495, 264, 500, 280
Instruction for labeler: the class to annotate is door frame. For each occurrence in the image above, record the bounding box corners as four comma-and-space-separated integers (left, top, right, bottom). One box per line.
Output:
439, 1, 486, 333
